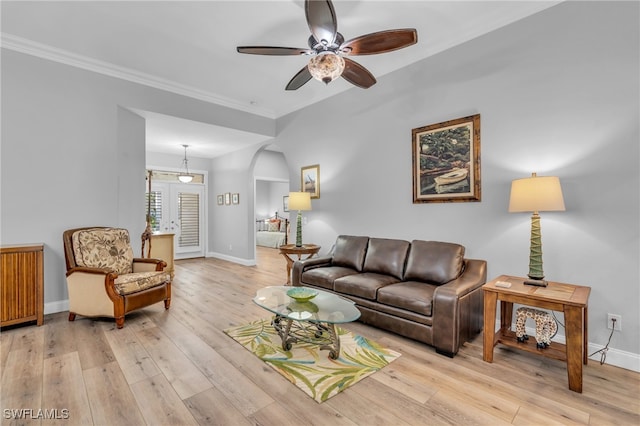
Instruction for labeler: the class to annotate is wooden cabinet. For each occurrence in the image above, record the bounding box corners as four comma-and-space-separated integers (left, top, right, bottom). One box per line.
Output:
147, 233, 174, 279
1, 244, 44, 327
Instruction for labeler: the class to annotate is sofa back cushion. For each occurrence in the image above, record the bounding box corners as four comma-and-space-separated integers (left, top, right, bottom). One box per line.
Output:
363, 238, 410, 280
404, 240, 465, 285
332, 235, 369, 271
72, 228, 134, 275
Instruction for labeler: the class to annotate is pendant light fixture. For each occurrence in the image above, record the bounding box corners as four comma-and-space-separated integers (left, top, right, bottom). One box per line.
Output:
178, 144, 193, 183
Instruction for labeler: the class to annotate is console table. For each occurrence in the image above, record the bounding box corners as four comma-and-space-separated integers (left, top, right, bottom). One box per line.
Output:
278, 244, 320, 285
0, 244, 44, 327
483, 275, 590, 393
147, 233, 175, 279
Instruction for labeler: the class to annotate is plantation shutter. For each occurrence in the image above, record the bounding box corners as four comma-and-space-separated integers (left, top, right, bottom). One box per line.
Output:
145, 191, 163, 232
178, 192, 199, 247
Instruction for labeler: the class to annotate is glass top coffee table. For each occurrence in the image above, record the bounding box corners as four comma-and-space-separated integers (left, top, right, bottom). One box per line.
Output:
253, 286, 361, 359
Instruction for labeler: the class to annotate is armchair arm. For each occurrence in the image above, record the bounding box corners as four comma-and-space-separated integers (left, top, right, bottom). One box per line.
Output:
66, 266, 116, 277
292, 256, 333, 286
65, 269, 121, 317
432, 259, 487, 356
133, 258, 166, 272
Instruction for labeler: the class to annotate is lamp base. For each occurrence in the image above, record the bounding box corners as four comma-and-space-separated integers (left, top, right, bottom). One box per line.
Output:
524, 279, 548, 287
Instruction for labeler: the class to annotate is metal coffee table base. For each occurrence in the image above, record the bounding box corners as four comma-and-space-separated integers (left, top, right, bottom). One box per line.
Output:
272, 315, 341, 359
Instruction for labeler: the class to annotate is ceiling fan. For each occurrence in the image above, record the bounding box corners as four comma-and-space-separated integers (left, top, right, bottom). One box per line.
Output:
237, 0, 417, 90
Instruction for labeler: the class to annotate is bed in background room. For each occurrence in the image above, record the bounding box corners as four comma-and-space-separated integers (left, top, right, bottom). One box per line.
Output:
256, 213, 289, 248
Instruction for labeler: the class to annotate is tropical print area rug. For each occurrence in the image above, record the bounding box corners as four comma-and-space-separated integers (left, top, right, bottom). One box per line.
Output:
224, 318, 401, 403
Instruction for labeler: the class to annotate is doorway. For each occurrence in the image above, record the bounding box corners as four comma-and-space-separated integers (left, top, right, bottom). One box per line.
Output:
148, 181, 205, 259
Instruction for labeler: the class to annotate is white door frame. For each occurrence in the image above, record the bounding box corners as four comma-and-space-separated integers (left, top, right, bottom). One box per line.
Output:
147, 165, 208, 259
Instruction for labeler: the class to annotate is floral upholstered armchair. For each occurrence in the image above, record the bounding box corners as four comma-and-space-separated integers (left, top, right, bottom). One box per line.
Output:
63, 227, 171, 328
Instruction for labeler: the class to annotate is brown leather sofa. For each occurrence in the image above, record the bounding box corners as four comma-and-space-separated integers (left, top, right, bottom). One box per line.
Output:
292, 235, 487, 357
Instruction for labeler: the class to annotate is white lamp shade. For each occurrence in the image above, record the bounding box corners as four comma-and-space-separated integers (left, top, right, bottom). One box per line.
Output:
509, 174, 565, 213
178, 174, 193, 183
288, 191, 312, 211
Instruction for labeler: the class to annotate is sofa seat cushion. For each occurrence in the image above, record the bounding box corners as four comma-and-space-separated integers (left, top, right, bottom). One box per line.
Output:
377, 281, 437, 317
114, 271, 170, 295
404, 240, 465, 285
334, 273, 400, 300
301, 267, 359, 291
342, 293, 433, 327
363, 238, 410, 280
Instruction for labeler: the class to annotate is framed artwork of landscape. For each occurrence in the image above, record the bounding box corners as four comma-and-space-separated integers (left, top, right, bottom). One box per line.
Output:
301, 164, 320, 199
412, 114, 481, 203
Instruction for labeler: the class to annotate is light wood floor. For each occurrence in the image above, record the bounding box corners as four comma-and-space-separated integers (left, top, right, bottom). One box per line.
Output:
1, 247, 638, 426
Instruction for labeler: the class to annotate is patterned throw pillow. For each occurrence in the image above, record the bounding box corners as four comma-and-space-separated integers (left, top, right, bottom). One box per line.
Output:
267, 220, 281, 232
72, 228, 134, 275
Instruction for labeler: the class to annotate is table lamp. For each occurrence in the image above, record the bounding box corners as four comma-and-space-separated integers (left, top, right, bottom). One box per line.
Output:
288, 191, 312, 247
508, 173, 565, 286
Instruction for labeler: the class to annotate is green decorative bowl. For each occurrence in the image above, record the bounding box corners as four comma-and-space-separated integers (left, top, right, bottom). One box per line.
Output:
286, 287, 318, 302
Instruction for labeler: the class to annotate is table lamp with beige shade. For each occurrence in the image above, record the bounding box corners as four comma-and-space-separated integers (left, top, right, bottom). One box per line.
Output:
288, 191, 312, 247
508, 173, 565, 286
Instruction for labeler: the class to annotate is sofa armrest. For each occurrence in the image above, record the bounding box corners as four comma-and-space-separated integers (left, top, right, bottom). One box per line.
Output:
291, 256, 333, 286
432, 259, 487, 356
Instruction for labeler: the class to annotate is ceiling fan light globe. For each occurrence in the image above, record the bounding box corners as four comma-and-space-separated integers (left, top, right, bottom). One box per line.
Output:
308, 52, 345, 84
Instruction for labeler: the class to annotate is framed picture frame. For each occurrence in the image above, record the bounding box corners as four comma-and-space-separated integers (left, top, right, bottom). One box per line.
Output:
224, 192, 231, 205
283, 195, 289, 212
301, 164, 320, 199
217, 194, 224, 205
412, 114, 481, 203
232, 193, 239, 204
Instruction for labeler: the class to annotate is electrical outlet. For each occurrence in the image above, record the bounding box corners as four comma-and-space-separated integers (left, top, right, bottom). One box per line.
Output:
607, 314, 622, 331
229, 244, 233, 251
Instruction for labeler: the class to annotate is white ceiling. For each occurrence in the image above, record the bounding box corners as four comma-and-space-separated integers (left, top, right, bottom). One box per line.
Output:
1, 1, 560, 158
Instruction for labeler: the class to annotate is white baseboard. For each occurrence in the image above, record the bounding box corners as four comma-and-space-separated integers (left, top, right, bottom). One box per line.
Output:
587, 344, 640, 372
44, 300, 69, 315
523, 325, 640, 372
206, 251, 256, 266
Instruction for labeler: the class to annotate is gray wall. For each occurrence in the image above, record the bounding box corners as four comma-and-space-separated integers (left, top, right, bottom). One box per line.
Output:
271, 2, 639, 360
256, 181, 289, 219
1, 49, 273, 309
255, 149, 289, 219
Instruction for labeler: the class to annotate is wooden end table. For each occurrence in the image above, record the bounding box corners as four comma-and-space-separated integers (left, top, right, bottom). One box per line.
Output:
483, 275, 590, 393
278, 244, 321, 285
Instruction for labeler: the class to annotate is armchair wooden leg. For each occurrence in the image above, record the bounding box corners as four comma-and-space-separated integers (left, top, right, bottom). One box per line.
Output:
113, 299, 125, 329
68, 312, 76, 322
165, 284, 171, 309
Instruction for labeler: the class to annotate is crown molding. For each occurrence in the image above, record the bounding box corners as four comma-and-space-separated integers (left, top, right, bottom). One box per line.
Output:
1, 33, 276, 119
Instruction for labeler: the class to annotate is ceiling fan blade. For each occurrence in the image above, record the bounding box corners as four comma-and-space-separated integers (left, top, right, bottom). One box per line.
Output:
285, 66, 313, 90
341, 58, 376, 89
237, 46, 313, 56
305, 0, 337, 45
341, 29, 418, 55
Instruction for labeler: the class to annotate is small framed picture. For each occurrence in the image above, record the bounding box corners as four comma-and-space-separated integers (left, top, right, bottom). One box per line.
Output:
232, 193, 239, 204
225, 192, 231, 205
301, 164, 320, 199
283, 195, 289, 212
217, 194, 224, 205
